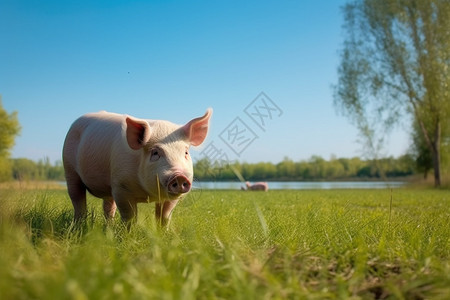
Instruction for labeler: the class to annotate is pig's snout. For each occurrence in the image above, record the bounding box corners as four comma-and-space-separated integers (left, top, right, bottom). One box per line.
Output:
167, 174, 191, 195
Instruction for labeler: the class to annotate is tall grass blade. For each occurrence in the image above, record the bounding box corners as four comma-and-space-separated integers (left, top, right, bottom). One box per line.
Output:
253, 202, 268, 239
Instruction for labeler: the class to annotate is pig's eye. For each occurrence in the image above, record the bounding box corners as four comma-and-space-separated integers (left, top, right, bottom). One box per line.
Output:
150, 149, 161, 161
185, 150, 190, 159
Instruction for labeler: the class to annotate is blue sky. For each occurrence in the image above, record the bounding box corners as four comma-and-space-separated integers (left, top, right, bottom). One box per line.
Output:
0, 0, 410, 164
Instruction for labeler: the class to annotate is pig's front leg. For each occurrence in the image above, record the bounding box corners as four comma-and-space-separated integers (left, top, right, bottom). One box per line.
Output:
155, 200, 179, 226
113, 190, 138, 224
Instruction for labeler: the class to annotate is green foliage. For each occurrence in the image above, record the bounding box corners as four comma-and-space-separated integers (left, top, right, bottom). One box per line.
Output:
335, 0, 450, 186
11, 158, 65, 181
0, 156, 13, 181
0, 98, 21, 157
0, 97, 21, 182
0, 187, 449, 299
8, 158, 65, 181
194, 155, 415, 181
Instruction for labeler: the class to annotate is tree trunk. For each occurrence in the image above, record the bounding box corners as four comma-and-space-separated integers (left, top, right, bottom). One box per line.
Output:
432, 148, 441, 187
414, 112, 441, 187
432, 121, 441, 187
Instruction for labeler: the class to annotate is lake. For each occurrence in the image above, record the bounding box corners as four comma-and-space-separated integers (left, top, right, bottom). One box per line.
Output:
193, 181, 406, 190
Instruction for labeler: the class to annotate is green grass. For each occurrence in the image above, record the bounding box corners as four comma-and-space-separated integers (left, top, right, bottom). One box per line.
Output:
0, 186, 449, 299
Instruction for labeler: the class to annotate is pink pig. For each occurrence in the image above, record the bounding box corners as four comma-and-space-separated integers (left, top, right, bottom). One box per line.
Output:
243, 181, 269, 191
63, 109, 212, 226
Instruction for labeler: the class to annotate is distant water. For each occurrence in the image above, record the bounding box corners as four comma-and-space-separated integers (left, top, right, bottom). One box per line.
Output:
193, 181, 406, 190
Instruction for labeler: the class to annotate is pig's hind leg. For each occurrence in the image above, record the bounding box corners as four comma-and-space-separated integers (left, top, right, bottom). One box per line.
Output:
103, 197, 117, 219
66, 173, 87, 222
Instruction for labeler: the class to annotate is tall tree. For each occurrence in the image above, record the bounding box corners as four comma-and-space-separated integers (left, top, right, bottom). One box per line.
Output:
334, 0, 450, 187
411, 119, 433, 179
0, 96, 21, 181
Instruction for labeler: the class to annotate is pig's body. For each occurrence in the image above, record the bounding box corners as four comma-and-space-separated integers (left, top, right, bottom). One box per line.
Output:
244, 181, 269, 191
63, 109, 211, 225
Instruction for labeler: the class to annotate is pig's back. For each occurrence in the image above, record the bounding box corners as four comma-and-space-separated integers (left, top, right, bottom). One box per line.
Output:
63, 112, 126, 197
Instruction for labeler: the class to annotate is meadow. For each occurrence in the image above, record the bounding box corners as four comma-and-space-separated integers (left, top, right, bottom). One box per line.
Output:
0, 184, 449, 299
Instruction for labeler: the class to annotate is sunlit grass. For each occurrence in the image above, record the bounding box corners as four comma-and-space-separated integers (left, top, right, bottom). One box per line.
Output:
0, 186, 449, 299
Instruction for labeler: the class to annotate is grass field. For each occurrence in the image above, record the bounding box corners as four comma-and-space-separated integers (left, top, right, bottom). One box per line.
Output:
0, 184, 449, 299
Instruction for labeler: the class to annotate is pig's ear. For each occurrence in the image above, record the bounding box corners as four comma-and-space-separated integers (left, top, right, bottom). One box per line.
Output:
183, 108, 212, 146
125, 117, 151, 150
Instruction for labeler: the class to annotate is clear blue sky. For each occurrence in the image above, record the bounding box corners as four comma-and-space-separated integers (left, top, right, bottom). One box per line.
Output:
0, 0, 410, 164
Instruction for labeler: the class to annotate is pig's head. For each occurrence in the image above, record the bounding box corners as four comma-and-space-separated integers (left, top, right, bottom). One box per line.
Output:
125, 109, 212, 201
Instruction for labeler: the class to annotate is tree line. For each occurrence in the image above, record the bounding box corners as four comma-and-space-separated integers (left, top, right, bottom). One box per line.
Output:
10, 158, 65, 181
194, 155, 416, 181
